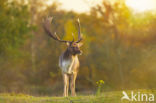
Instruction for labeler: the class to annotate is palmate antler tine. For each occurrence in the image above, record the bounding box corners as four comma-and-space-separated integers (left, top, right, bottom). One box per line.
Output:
76, 18, 83, 43
54, 32, 61, 40
71, 33, 75, 42
43, 17, 70, 43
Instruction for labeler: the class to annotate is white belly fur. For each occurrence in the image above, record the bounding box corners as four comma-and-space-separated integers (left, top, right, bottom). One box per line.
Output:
59, 56, 79, 74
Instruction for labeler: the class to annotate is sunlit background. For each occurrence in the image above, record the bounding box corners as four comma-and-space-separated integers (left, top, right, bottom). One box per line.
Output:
46, 0, 102, 13
126, 0, 156, 12
46, 0, 156, 13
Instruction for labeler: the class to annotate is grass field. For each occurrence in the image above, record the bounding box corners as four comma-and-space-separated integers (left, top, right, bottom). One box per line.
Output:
0, 89, 155, 103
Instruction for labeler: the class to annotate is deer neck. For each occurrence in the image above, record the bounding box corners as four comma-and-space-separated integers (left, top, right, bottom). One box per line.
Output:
63, 49, 76, 60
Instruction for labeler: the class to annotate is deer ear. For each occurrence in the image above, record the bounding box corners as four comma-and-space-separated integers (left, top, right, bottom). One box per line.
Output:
66, 42, 70, 46
78, 42, 83, 47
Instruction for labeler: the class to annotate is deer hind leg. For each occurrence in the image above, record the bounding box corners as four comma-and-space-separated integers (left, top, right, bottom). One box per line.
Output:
63, 73, 69, 97
70, 73, 77, 96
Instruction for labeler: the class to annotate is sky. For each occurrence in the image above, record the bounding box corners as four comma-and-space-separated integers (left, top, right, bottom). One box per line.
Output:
46, 0, 102, 13
126, 0, 156, 12
46, 0, 156, 13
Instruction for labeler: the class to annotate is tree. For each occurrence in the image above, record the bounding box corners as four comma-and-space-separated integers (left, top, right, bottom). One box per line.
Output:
0, 0, 31, 56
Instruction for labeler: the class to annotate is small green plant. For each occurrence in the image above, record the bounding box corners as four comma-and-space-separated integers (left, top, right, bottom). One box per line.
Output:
96, 80, 104, 96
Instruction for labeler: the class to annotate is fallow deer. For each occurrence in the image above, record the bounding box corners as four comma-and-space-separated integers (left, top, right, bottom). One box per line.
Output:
43, 17, 83, 96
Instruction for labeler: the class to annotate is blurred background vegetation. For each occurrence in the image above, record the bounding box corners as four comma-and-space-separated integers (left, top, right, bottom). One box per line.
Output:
0, 0, 156, 96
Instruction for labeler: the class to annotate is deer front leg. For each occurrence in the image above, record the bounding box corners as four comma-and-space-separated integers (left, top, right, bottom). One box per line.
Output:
70, 73, 77, 96
63, 73, 69, 97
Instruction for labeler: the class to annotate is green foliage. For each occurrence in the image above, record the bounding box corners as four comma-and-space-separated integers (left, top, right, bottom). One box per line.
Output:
64, 20, 77, 41
0, 0, 31, 56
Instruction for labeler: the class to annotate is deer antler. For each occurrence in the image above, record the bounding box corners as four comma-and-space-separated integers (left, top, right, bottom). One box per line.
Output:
43, 17, 82, 43
76, 18, 83, 43
43, 17, 71, 43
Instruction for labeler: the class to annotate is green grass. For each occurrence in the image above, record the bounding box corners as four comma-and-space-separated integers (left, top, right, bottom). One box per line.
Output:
0, 89, 155, 103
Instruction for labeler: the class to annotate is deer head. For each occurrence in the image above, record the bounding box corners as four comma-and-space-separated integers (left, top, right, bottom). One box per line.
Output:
43, 17, 83, 55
